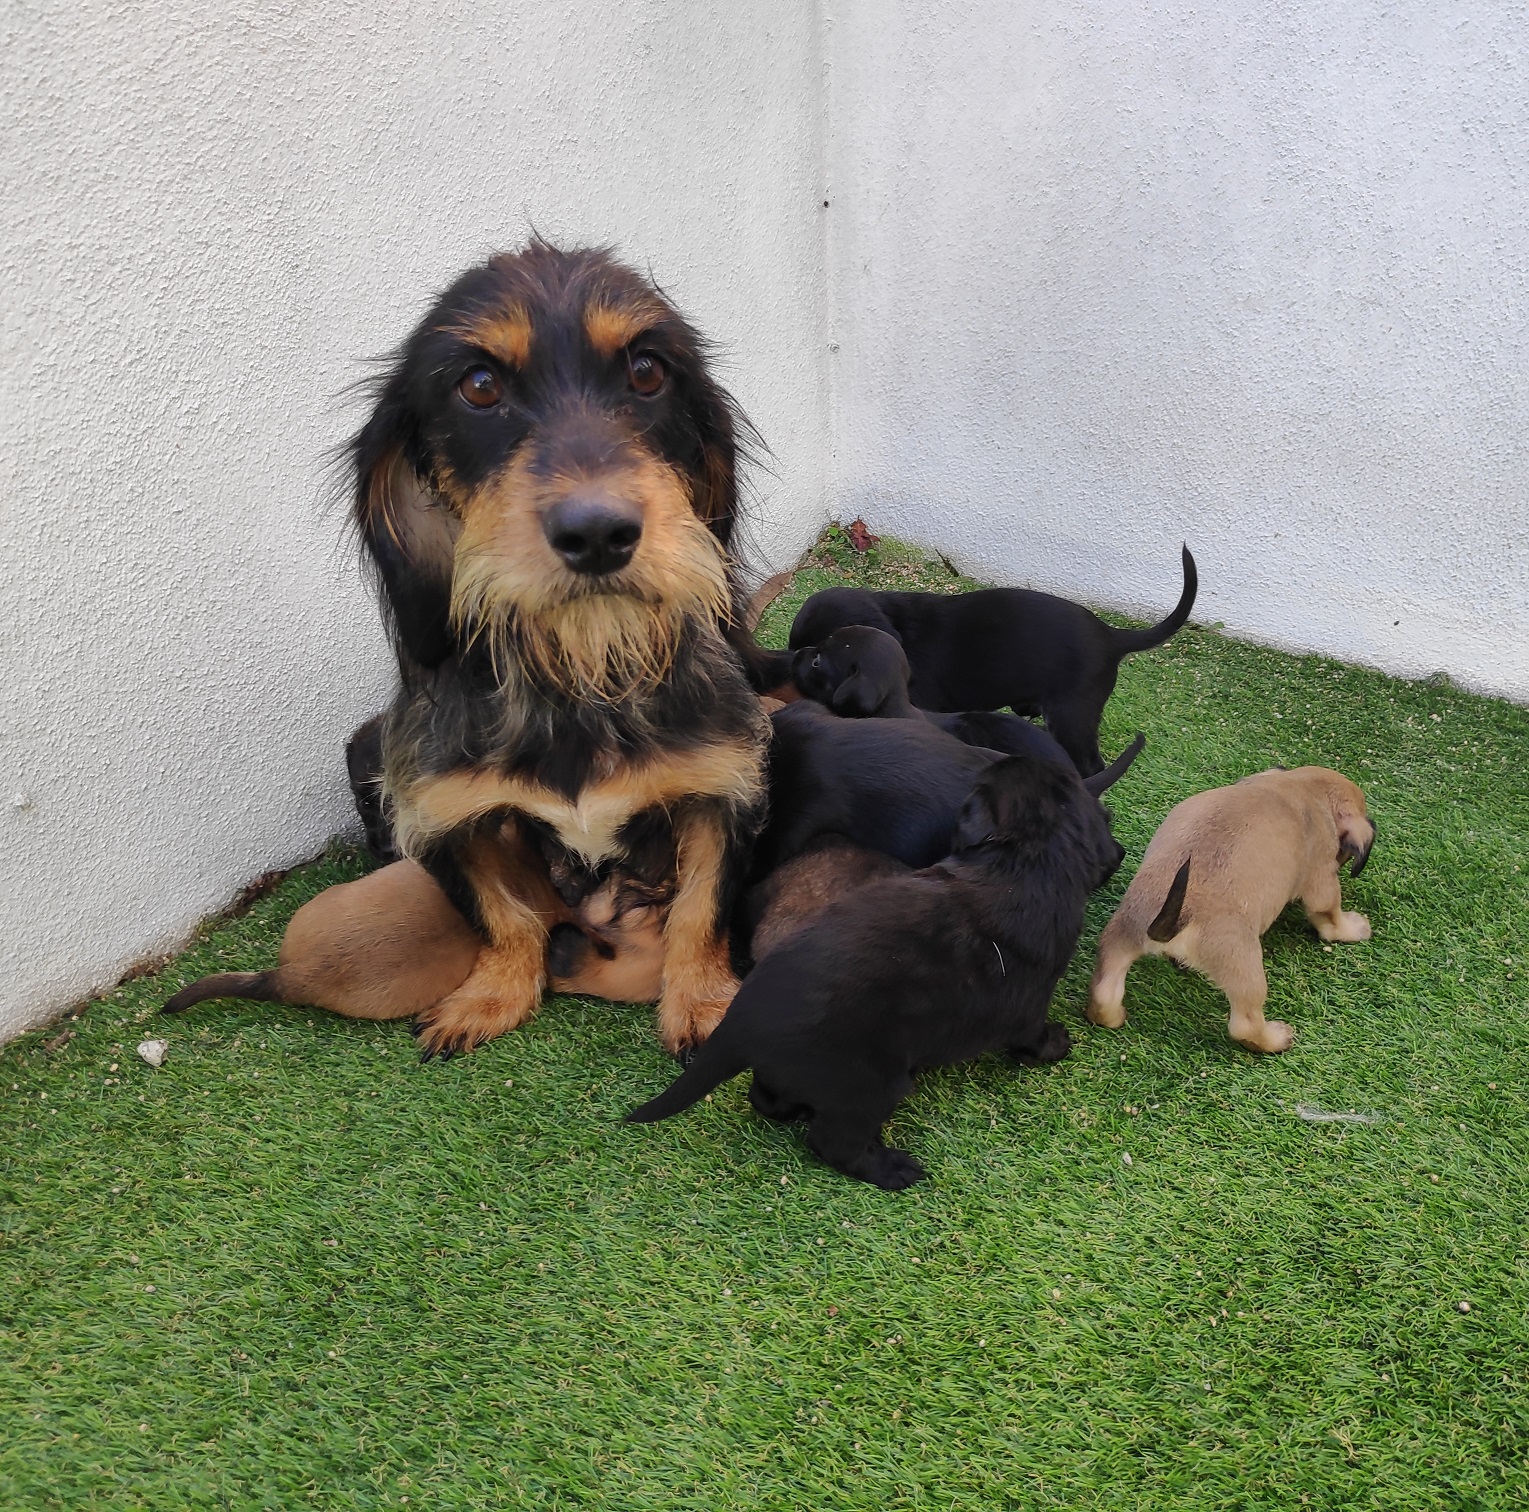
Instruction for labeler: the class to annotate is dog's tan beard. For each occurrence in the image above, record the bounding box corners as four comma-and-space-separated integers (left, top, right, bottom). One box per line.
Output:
450, 517, 732, 704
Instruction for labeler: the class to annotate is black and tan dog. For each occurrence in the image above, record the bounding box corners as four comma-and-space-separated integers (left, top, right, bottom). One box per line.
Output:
627, 752, 1126, 1189
1088, 766, 1375, 1052
351, 241, 781, 1058
788, 546, 1197, 775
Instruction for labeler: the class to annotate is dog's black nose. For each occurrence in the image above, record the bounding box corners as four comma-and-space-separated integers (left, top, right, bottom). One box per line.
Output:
543, 495, 643, 575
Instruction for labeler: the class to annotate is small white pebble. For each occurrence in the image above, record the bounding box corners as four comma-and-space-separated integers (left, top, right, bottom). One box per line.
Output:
136, 1040, 168, 1068
1122, 1152, 1133, 1167
1430, 1174, 1440, 1183
479, 1202, 488, 1210
780, 1175, 789, 1186
722, 1287, 732, 1296
323, 1238, 338, 1247
1458, 1301, 1471, 1313
138, 1423, 148, 1432
143, 1285, 155, 1293
128, 1254, 140, 1266
1052, 1287, 1061, 1299
109, 1064, 118, 1073
327, 1350, 336, 1358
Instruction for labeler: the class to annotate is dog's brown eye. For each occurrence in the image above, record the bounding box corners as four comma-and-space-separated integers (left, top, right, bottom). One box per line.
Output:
458, 367, 504, 409
628, 351, 667, 397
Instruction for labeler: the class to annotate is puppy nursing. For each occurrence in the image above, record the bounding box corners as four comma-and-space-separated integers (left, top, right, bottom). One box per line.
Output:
1088, 766, 1375, 1052
628, 753, 1127, 1188
163, 860, 671, 1028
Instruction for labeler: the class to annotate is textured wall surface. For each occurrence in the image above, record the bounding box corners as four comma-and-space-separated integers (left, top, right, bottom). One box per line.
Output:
0, 2, 829, 1038
827, 0, 1529, 699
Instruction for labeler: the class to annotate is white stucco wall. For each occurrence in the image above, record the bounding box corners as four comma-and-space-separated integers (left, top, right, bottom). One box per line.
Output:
826, 0, 1529, 701
0, 2, 829, 1039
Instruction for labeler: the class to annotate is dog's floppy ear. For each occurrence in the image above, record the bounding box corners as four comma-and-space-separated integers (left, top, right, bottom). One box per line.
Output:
950, 784, 999, 853
1338, 816, 1376, 877
831, 668, 884, 717
352, 399, 460, 670
683, 361, 747, 549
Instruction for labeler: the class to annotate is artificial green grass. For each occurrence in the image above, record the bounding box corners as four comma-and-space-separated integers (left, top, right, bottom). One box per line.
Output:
4, 526, 1527, 1510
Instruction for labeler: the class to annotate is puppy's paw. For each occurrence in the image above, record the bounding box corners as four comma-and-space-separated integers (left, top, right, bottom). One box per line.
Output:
749, 1078, 808, 1122
1235, 1019, 1295, 1054
868, 1147, 927, 1191
1009, 1022, 1072, 1066
1333, 910, 1371, 943
1086, 997, 1127, 1029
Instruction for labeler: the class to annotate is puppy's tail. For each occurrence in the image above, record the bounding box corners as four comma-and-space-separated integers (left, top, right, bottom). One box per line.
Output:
161, 971, 279, 1015
1083, 733, 1146, 796
1146, 859, 1192, 943
625, 1027, 748, 1125
1111, 545, 1198, 655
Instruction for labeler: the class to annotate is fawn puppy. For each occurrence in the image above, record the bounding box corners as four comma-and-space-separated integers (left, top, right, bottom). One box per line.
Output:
1087, 766, 1375, 1053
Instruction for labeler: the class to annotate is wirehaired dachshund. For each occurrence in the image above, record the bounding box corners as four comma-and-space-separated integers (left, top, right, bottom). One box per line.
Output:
791, 623, 1078, 770
755, 699, 1144, 875
788, 545, 1197, 775
627, 751, 1128, 1189
1088, 766, 1376, 1053
351, 241, 783, 1059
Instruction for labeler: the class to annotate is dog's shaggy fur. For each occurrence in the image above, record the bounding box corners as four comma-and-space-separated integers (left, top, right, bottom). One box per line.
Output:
788, 546, 1197, 775
627, 753, 1128, 1189
756, 700, 1144, 876
352, 242, 779, 1057
791, 624, 1079, 770
1088, 765, 1376, 1053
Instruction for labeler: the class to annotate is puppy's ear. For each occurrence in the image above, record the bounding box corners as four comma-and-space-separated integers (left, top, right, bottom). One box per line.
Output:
831, 669, 884, 718
950, 786, 998, 852
352, 401, 460, 670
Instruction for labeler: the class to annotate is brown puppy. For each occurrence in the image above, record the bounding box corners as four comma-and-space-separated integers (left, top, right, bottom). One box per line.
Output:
740, 836, 910, 963
1087, 766, 1375, 1052
162, 861, 669, 1021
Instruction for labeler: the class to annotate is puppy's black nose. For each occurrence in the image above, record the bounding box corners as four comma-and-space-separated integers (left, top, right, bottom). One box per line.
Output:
543, 495, 643, 575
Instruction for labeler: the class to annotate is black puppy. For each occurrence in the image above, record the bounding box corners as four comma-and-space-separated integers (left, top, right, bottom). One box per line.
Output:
345, 715, 399, 865
792, 624, 1078, 769
788, 545, 1197, 775
627, 752, 1125, 1188
755, 699, 1142, 875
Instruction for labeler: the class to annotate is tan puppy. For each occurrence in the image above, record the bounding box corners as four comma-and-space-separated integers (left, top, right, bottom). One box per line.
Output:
1087, 766, 1375, 1052
162, 861, 669, 1023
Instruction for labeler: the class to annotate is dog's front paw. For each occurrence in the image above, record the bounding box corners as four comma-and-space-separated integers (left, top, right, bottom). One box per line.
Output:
868, 1147, 927, 1191
1009, 1021, 1072, 1066
1333, 910, 1371, 943
413, 953, 542, 1061
1086, 996, 1127, 1029
1237, 1018, 1295, 1054
655, 974, 739, 1058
